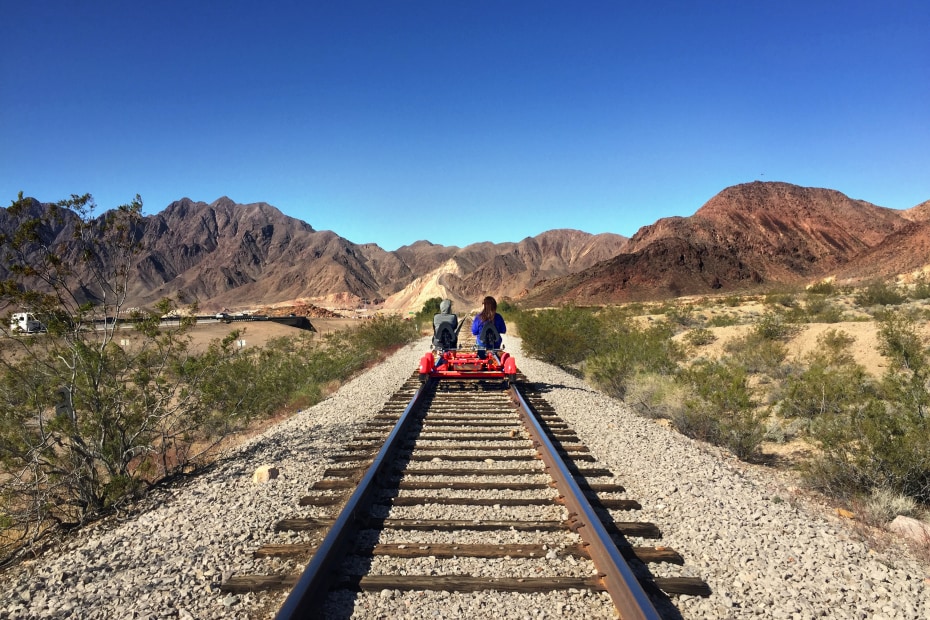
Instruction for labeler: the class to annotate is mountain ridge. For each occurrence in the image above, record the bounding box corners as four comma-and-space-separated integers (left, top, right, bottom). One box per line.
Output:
520, 182, 927, 306
2, 182, 927, 314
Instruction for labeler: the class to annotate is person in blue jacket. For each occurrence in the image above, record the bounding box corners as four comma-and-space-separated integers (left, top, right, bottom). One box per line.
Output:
471, 295, 506, 354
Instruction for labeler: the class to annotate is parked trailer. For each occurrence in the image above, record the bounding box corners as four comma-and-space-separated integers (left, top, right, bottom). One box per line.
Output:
9, 312, 45, 334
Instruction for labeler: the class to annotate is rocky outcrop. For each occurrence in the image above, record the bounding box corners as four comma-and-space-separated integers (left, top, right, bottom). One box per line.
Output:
521, 182, 924, 306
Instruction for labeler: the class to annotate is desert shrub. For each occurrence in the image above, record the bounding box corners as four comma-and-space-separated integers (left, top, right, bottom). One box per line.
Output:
352, 314, 419, 351
806, 398, 930, 502
669, 398, 722, 445
765, 292, 799, 309
865, 488, 920, 523
621, 302, 647, 315
664, 303, 695, 328
516, 305, 601, 368
684, 327, 717, 347
780, 329, 868, 419
763, 417, 809, 443
724, 333, 789, 378
497, 298, 519, 314
753, 311, 801, 341
909, 274, 930, 301
876, 312, 930, 429
805, 312, 930, 503
585, 315, 682, 399
678, 360, 766, 461
414, 298, 443, 331
877, 311, 928, 375
707, 313, 739, 327
807, 281, 837, 295
855, 280, 906, 307
763, 418, 788, 443
780, 360, 872, 420
801, 295, 845, 323
620, 371, 690, 420
818, 328, 856, 361
0, 194, 254, 544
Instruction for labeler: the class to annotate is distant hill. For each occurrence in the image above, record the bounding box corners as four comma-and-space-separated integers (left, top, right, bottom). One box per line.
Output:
520, 182, 927, 306
4, 183, 928, 314
0, 196, 627, 313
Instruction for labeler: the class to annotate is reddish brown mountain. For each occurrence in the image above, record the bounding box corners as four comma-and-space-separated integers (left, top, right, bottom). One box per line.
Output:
125, 197, 414, 307
1, 197, 627, 312
860, 199, 930, 277
521, 182, 923, 306
5, 183, 928, 313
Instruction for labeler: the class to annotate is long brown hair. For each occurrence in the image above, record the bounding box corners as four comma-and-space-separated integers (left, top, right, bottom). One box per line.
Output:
479, 296, 497, 323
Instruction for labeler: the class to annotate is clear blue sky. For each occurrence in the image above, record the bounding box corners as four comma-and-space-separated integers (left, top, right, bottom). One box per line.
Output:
2, 1, 928, 251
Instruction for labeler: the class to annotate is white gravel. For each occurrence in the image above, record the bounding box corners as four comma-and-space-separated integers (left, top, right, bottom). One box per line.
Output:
1, 336, 928, 619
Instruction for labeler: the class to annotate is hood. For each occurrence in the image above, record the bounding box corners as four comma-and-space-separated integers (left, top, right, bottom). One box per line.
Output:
439, 299, 452, 313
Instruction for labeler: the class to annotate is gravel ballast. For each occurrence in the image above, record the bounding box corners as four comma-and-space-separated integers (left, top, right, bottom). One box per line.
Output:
2, 336, 929, 619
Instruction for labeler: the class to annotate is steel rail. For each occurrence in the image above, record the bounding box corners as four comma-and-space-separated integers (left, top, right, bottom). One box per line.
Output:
509, 384, 661, 620
275, 377, 433, 619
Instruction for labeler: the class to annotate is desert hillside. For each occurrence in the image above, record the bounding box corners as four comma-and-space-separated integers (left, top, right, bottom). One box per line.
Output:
520, 182, 927, 307
3, 182, 928, 315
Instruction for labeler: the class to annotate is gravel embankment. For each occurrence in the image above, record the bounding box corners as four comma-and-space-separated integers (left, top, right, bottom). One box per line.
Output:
2, 336, 929, 619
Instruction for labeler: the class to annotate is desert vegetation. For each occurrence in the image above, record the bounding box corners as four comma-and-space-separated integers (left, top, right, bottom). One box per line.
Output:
0, 194, 418, 563
514, 281, 930, 522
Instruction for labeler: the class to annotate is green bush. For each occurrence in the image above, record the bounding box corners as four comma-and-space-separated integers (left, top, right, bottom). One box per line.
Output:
664, 303, 695, 328
910, 274, 930, 300
414, 298, 443, 331
669, 399, 722, 445
516, 305, 601, 368
497, 298, 519, 314
855, 280, 906, 307
684, 327, 717, 347
806, 398, 930, 502
804, 312, 930, 503
753, 311, 801, 341
678, 360, 765, 461
807, 281, 837, 295
353, 314, 420, 351
707, 313, 739, 327
801, 295, 845, 323
623, 371, 690, 420
764, 292, 799, 309
724, 332, 789, 378
780, 359, 872, 420
585, 315, 682, 399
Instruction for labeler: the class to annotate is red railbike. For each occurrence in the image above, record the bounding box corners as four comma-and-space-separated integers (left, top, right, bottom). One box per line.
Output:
418, 347, 517, 381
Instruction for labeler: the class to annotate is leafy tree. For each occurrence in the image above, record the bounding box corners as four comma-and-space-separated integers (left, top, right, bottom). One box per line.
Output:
0, 193, 238, 546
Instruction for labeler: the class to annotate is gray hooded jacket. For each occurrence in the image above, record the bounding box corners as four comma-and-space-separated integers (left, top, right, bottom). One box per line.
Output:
432, 299, 458, 348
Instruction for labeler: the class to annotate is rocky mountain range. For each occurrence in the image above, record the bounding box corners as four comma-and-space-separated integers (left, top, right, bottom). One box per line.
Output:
0, 195, 626, 313
2, 182, 928, 314
521, 182, 930, 306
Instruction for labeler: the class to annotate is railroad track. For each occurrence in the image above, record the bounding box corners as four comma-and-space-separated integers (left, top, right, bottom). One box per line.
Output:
222, 360, 709, 618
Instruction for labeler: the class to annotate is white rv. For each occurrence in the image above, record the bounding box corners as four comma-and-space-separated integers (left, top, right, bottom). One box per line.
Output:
9, 312, 45, 334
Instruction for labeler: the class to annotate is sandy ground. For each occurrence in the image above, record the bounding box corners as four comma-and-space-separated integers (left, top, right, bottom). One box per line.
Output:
678, 318, 930, 378
183, 317, 362, 353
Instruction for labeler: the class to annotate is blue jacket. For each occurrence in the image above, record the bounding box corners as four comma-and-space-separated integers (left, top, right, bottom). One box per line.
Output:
471, 313, 506, 348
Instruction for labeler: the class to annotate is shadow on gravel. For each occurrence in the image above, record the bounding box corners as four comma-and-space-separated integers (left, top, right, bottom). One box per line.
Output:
523, 382, 700, 619
585, 490, 688, 620
531, 381, 599, 395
